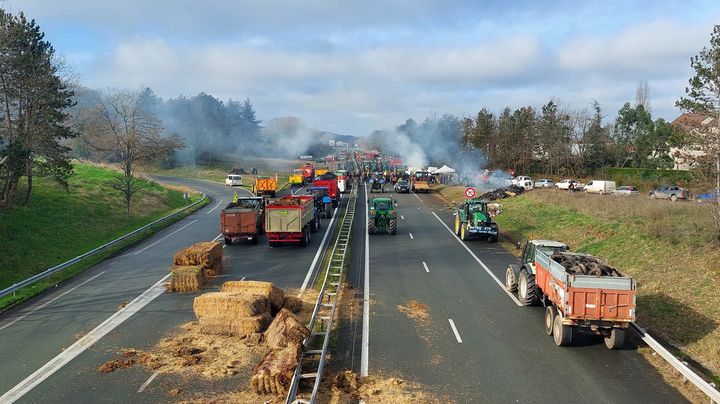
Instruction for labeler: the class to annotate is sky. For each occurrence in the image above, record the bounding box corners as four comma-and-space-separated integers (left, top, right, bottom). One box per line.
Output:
14, 0, 720, 136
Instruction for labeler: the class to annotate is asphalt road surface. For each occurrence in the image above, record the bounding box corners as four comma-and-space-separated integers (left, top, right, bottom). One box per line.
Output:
332, 183, 686, 403
0, 177, 342, 403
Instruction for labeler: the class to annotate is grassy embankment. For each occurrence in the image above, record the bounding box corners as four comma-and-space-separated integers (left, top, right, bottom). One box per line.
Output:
0, 162, 206, 311
147, 157, 301, 191
439, 185, 720, 386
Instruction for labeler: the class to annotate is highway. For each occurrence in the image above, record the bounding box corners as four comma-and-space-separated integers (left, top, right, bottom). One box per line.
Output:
0, 177, 340, 403
333, 183, 687, 403
0, 174, 687, 403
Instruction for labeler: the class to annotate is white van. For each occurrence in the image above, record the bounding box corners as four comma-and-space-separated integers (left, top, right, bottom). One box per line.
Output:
584, 180, 616, 195
225, 174, 243, 187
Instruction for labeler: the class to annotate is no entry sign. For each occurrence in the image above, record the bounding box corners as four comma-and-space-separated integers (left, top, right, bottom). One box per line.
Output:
465, 187, 476, 198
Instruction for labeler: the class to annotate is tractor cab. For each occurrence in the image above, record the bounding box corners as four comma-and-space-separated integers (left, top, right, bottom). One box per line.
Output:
307, 186, 333, 218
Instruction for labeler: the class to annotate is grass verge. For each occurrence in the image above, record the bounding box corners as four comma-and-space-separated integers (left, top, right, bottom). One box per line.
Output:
0, 162, 208, 312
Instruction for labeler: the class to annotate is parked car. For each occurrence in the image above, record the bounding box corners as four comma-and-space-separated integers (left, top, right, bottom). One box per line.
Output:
517, 178, 534, 190
613, 186, 640, 196
534, 179, 555, 188
584, 180, 616, 195
555, 179, 584, 190
394, 179, 410, 193
511, 176, 532, 186
225, 174, 243, 186
696, 191, 719, 203
649, 185, 690, 202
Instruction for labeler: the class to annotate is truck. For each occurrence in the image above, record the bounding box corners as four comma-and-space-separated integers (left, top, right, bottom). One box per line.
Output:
410, 171, 431, 193
220, 197, 265, 245
288, 169, 304, 187
453, 199, 499, 242
313, 173, 339, 208
252, 176, 277, 198
505, 240, 636, 349
265, 195, 320, 247
300, 164, 315, 185
314, 167, 329, 177
367, 197, 397, 235
335, 170, 350, 193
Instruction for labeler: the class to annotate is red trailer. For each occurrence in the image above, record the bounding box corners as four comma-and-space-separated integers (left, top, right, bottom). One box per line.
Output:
506, 240, 636, 349
264, 195, 319, 247
313, 173, 339, 208
220, 197, 264, 245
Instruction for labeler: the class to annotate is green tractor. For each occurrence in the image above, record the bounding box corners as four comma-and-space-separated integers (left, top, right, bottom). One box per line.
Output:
368, 197, 397, 235
454, 199, 499, 242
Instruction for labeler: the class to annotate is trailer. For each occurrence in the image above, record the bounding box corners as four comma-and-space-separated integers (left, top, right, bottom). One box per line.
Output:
220, 197, 264, 245
264, 195, 320, 247
252, 176, 277, 198
410, 170, 431, 193
505, 240, 636, 349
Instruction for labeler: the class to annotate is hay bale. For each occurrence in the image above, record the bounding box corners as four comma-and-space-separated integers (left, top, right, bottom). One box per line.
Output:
198, 313, 271, 336
282, 296, 303, 313
221, 281, 284, 311
167, 265, 205, 292
250, 344, 301, 395
173, 241, 223, 268
202, 260, 222, 278
264, 309, 310, 349
193, 292, 269, 319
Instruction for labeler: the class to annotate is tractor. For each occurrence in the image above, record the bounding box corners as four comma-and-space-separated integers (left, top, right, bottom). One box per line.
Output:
454, 199, 499, 242
369, 173, 385, 193
307, 186, 333, 218
367, 197, 397, 235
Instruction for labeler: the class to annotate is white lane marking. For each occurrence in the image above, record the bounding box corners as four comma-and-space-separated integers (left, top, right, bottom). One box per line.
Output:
432, 212, 522, 306
409, 233, 414, 240
241, 276, 246, 281
213, 233, 223, 241
133, 220, 198, 255
0, 271, 107, 333
298, 207, 340, 294
361, 183, 370, 377
137, 371, 159, 393
422, 262, 430, 273
222, 244, 227, 249
206, 198, 224, 214
448, 319, 463, 343
412, 192, 422, 202
400, 215, 404, 220
1, 274, 171, 403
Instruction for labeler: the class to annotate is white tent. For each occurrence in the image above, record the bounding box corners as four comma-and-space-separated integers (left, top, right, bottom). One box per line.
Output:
435, 165, 456, 174
427, 166, 439, 174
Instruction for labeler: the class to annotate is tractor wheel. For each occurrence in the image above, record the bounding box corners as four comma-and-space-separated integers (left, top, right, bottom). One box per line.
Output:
545, 306, 557, 336
310, 219, 319, 233
388, 219, 397, 235
505, 267, 517, 292
489, 235, 498, 243
300, 228, 310, 247
460, 223, 469, 241
252, 235, 259, 245
454, 215, 461, 235
381, 188, 384, 193
368, 219, 376, 234
268, 242, 279, 248
604, 328, 625, 349
517, 269, 538, 306
224, 237, 232, 246
553, 314, 573, 347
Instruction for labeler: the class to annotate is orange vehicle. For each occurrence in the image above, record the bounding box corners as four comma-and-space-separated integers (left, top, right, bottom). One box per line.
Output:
505, 240, 636, 349
220, 197, 264, 245
410, 170, 431, 193
252, 176, 277, 197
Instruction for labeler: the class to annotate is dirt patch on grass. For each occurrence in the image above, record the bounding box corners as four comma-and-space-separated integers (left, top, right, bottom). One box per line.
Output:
397, 300, 430, 323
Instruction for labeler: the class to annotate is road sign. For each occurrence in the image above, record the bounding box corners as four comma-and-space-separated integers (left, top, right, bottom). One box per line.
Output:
465, 187, 476, 198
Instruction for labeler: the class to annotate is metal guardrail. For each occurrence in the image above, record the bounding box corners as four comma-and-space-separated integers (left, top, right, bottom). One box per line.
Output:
0, 194, 207, 299
286, 187, 357, 404
630, 322, 720, 403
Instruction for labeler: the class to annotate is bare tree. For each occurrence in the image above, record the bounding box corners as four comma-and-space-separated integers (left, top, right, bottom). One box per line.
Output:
635, 79, 651, 113
83, 91, 183, 217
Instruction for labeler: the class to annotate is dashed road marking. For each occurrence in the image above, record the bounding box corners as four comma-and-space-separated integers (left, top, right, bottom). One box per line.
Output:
422, 262, 429, 273
449, 319, 463, 343
133, 220, 197, 255
409, 233, 414, 240
137, 371, 159, 393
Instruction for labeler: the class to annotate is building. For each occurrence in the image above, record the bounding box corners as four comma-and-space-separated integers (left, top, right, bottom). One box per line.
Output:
670, 112, 717, 171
